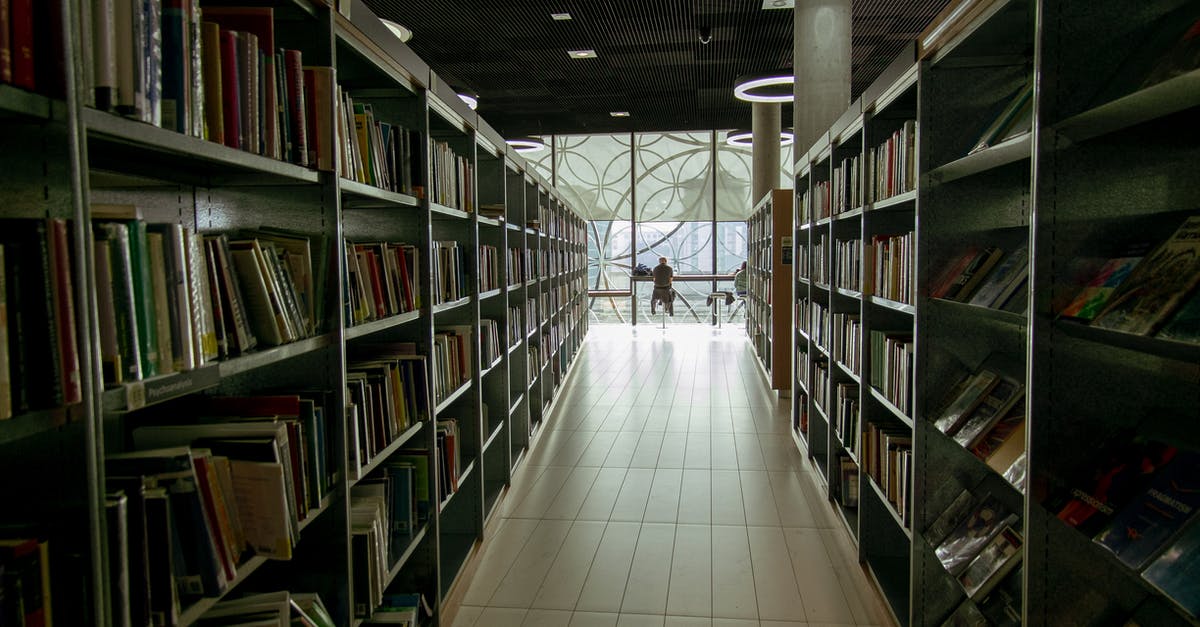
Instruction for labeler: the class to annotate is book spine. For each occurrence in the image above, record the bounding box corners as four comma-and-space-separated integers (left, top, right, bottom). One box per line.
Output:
143, 0, 162, 126
200, 21, 222, 144
147, 232, 175, 375
9, 0, 34, 89
0, 0, 11, 84
127, 221, 158, 378
30, 222, 64, 408
106, 224, 144, 382
218, 29, 239, 149
166, 225, 195, 370
283, 49, 308, 166
160, 0, 186, 133
240, 32, 258, 154
49, 219, 81, 404
215, 235, 257, 353
92, 0, 117, 109
187, 0, 204, 138
203, 237, 229, 358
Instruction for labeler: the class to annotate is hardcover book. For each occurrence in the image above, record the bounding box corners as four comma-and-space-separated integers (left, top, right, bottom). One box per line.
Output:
1059, 255, 1144, 321
933, 370, 1000, 437
1056, 441, 1176, 536
1156, 288, 1200, 343
952, 378, 1024, 450
958, 525, 1023, 600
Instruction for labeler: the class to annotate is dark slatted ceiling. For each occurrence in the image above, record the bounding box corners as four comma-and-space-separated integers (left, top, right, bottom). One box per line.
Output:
363, 0, 949, 137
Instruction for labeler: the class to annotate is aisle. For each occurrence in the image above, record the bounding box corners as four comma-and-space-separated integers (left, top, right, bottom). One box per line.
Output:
450, 325, 894, 627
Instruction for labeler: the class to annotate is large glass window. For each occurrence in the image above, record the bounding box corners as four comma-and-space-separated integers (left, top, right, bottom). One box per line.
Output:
527, 136, 554, 183
587, 220, 633, 323
638, 221, 714, 323
715, 131, 795, 219
635, 132, 713, 222
555, 134, 632, 221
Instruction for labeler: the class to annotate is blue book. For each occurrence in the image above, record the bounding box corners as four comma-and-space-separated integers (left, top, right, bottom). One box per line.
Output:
386, 463, 415, 563
1142, 517, 1200, 617
1095, 450, 1200, 569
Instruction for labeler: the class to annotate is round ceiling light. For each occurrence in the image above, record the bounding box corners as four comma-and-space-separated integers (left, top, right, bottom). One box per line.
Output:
724, 129, 795, 147
380, 19, 412, 43
733, 72, 794, 103
457, 93, 478, 110
507, 138, 547, 154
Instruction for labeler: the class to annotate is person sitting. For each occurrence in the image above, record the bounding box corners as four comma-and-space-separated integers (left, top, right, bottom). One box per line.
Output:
734, 261, 748, 297
651, 256, 674, 316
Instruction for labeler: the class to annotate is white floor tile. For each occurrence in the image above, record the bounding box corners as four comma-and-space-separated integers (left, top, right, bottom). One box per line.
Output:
531, 521, 608, 610
667, 524, 713, 616
684, 433, 712, 468
610, 468, 655, 521
643, 469, 683, 523
489, 519, 574, 607
617, 615, 666, 627
603, 431, 644, 468
523, 609, 575, 627
477, 607, 529, 627
510, 466, 576, 519
451, 605, 484, 627
577, 467, 630, 521
575, 521, 641, 612
621, 523, 677, 614
747, 527, 806, 621
676, 469, 712, 524
571, 611, 620, 627
739, 471, 781, 527
544, 466, 603, 520
630, 432, 666, 468
463, 518, 541, 605
665, 617, 713, 627
711, 525, 757, 620
656, 435, 688, 469
577, 431, 621, 467
711, 470, 747, 526
784, 527, 854, 623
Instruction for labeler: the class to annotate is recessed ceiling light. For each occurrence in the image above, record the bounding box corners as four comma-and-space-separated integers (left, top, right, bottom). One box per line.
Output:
609, 111, 630, 117
568, 49, 597, 59
551, 12, 572, 20
457, 93, 478, 110
762, 0, 794, 8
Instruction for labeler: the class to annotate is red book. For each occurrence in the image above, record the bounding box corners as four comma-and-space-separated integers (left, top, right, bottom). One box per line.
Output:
282, 50, 308, 166
9, 0, 34, 89
48, 219, 81, 404
1, 0, 12, 83
219, 30, 241, 150
0, 537, 47, 627
395, 244, 414, 312
191, 454, 238, 582
202, 8, 278, 158
362, 248, 387, 319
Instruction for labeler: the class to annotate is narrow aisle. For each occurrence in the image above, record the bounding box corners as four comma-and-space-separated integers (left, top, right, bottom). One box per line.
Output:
450, 326, 894, 627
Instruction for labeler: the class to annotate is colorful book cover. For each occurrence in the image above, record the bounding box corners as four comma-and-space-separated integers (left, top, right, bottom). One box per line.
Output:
1156, 288, 1200, 343
1056, 441, 1176, 536
1059, 256, 1143, 320
1094, 450, 1200, 569
953, 378, 1024, 450
958, 525, 1023, 600
933, 370, 1000, 437
935, 494, 1017, 576
1094, 216, 1200, 335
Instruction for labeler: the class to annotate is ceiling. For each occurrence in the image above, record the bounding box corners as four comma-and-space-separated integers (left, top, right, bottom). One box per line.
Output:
361, 0, 950, 137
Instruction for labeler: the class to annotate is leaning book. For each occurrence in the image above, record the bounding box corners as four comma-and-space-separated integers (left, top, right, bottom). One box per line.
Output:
1142, 517, 1200, 618
1093, 216, 1200, 335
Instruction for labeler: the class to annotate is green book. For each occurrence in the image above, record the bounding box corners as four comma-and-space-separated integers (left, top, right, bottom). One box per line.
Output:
126, 220, 159, 377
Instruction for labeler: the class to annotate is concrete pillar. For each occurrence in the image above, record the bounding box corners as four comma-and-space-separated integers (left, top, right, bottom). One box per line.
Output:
752, 102, 781, 203
793, 0, 851, 151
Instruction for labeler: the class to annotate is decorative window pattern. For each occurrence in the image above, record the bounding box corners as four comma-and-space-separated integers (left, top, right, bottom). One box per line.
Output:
637, 222, 715, 323
555, 134, 633, 221
635, 132, 714, 223
587, 220, 633, 323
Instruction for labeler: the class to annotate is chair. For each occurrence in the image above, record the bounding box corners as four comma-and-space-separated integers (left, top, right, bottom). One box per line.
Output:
706, 291, 734, 328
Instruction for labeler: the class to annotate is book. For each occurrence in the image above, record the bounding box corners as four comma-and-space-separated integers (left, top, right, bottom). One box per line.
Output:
0, 536, 50, 627
1094, 449, 1200, 569
925, 489, 976, 548
947, 247, 1006, 302
1141, 517, 1200, 617
935, 494, 1018, 576
932, 370, 1000, 437
1093, 216, 1200, 335
1059, 254, 1145, 321
968, 81, 1032, 155
957, 525, 1023, 600
940, 599, 987, 627
0, 0, 11, 85
951, 378, 1024, 450
967, 246, 1028, 310
200, 21, 223, 144
201, 8, 278, 157
1056, 441, 1177, 536
970, 404, 1026, 474
8, 0, 34, 90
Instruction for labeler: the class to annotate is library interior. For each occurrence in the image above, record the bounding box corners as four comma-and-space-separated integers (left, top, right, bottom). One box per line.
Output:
1, 0, 1199, 626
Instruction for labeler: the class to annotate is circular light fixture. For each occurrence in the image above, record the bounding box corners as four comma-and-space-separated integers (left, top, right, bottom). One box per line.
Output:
380, 19, 412, 43
725, 129, 795, 147
733, 72, 794, 103
457, 93, 478, 110
507, 138, 547, 154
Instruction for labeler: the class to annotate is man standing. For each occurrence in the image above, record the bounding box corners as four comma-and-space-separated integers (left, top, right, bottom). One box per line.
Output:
651, 256, 674, 316
734, 261, 748, 296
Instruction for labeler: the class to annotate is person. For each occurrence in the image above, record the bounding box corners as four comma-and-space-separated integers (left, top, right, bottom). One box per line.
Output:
651, 256, 674, 316
733, 261, 748, 296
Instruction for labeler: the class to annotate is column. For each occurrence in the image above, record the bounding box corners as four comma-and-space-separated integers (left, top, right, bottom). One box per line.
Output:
752, 102, 781, 203
793, 0, 851, 151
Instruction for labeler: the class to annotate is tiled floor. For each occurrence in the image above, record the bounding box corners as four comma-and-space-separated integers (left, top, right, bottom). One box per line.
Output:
449, 325, 894, 627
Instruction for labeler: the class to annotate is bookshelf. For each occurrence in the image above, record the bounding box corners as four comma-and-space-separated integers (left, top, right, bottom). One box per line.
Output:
790, 0, 1200, 626
0, 1, 588, 626
745, 188, 793, 392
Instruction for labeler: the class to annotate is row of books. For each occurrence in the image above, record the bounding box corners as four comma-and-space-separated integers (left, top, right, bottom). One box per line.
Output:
832, 153, 864, 214
429, 140, 474, 213
832, 313, 861, 376
435, 419, 462, 502
527, 298, 538, 334
1059, 215, 1200, 342
930, 492, 1023, 614
507, 248, 525, 285
94, 213, 321, 386
794, 242, 811, 280
868, 232, 914, 305
344, 241, 420, 326
346, 346, 429, 480
811, 234, 829, 285
480, 245, 500, 293
806, 180, 833, 222
86, 4, 334, 168
0, 0, 41, 93
106, 396, 333, 623
930, 245, 1029, 314
0, 535, 52, 627
835, 238, 862, 292
862, 421, 911, 524
868, 330, 913, 416
481, 319, 502, 368
0, 219, 82, 419
834, 454, 859, 509
431, 328, 472, 405
809, 300, 830, 351
432, 241, 468, 305
508, 307, 522, 348
191, 591, 335, 627
528, 345, 541, 382
868, 121, 917, 202
930, 364, 1028, 488
338, 91, 423, 196
834, 382, 859, 454
811, 360, 830, 415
